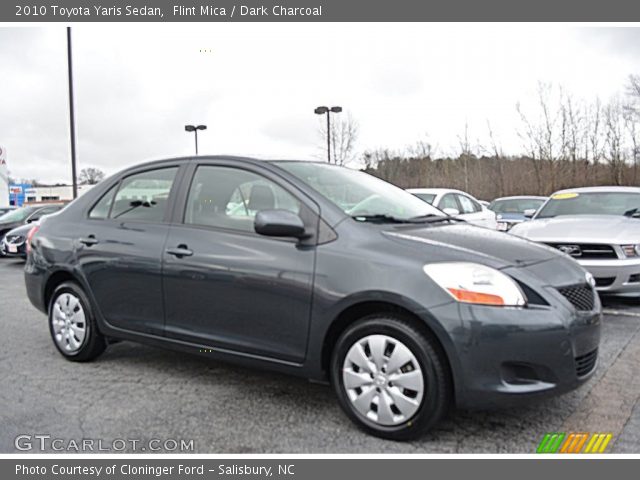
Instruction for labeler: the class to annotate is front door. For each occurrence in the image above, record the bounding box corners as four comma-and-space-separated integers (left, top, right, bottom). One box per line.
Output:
162, 164, 317, 363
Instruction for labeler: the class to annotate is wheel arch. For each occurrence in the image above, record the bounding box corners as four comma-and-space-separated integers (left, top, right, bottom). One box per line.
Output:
320, 297, 460, 403
43, 269, 82, 311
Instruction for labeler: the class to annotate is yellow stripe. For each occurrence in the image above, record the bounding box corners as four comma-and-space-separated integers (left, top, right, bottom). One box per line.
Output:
584, 434, 598, 453
597, 434, 613, 453
591, 434, 606, 453
560, 434, 575, 453
574, 433, 589, 453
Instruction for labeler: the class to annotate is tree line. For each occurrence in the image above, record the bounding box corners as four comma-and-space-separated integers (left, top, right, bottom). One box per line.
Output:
349, 75, 640, 200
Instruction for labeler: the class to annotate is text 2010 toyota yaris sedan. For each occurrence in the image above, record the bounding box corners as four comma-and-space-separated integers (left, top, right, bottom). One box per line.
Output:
25, 156, 601, 440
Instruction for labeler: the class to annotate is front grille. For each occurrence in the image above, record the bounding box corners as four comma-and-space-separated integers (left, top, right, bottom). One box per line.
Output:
575, 348, 598, 377
5, 235, 24, 244
595, 277, 615, 287
545, 243, 617, 259
557, 284, 595, 311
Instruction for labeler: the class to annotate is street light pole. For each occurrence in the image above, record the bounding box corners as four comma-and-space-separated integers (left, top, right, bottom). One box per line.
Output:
314, 106, 342, 163
185, 125, 207, 155
66, 27, 78, 199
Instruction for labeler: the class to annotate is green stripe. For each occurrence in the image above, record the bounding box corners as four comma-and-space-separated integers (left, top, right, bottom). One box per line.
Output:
548, 433, 566, 453
537, 433, 552, 453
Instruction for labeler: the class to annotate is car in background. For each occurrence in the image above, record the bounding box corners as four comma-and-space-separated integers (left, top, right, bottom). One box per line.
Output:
510, 186, 640, 295
0, 222, 38, 259
406, 188, 497, 228
489, 196, 547, 231
0, 204, 65, 257
0, 206, 16, 216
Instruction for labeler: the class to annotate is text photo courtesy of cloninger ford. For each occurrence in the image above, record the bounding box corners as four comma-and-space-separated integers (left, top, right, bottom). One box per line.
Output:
2, 23, 640, 454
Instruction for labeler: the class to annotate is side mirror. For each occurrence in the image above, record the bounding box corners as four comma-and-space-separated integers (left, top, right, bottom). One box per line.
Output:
254, 209, 307, 238
523, 209, 536, 219
443, 208, 460, 216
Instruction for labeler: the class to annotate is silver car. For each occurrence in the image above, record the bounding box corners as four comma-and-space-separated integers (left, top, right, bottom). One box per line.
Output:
510, 186, 640, 295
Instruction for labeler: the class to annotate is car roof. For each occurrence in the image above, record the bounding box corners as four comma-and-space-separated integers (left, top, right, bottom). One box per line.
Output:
492, 196, 547, 202
551, 186, 640, 194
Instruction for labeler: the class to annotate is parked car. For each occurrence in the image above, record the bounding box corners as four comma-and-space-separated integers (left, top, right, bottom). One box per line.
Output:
406, 188, 497, 228
0, 204, 64, 258
1, 222, 38, 259
489, 196, 547, 231
25, 157, 600, 440
510, 186, 640, 295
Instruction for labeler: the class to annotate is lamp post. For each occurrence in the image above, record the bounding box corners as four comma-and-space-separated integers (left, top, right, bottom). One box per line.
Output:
185, 124, 207, 155
314, 106, 342, 163
67, 27, 78, 199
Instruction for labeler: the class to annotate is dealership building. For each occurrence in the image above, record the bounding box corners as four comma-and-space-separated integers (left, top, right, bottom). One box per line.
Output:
8, 183, 94, 206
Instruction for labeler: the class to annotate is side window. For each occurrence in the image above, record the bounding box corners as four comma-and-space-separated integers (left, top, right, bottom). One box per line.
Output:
185, 166, 301, 233
457, 195, 478, 214
89, 185, 117, 219
439, 194, 459, 211
110, 167, 178, 222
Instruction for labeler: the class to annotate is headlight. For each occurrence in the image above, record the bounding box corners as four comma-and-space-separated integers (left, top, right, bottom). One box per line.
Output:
621, 244, 640, 257
423, 262, 526, 307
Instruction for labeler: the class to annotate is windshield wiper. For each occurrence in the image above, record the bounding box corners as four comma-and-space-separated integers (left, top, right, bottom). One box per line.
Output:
352, 214, 465, 224
624, 208, 640, 217
405, 214, 465, 224
352, 214, 406, 223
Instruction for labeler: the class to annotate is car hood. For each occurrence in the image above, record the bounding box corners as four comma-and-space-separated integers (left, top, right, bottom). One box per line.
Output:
495, 212, 526, 222
510, 215, 640, 243
383, 223, 559, 269
0, 220, 22, 232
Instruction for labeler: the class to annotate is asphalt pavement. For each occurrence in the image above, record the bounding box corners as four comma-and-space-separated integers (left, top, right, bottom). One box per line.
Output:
1, 258, 639, 453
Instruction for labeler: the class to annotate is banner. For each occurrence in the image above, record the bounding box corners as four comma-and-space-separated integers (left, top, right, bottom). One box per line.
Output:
0, 146, 8, 208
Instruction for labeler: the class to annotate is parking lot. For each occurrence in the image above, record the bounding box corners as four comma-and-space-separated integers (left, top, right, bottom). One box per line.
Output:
1, 258, 640, 453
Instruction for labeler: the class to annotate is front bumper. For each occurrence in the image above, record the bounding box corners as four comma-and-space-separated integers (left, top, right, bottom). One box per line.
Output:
428, 288, 601, 409
578, 257, 640, 294
1, 238, 27, 258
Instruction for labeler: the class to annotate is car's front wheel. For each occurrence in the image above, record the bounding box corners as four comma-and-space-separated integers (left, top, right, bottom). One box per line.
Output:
331, 315, 450, 440
48, 281, 107, 362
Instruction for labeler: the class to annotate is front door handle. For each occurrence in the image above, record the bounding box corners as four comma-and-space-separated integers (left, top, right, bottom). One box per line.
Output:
79, 235, 99, 246
166, 245, 193, 258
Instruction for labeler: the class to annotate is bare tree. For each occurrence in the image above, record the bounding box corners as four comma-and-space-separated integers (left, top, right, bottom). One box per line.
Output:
486, 120, 505, 197
318, 113, 359, 166
603, 98, 625, 185
79, 167, 105, 185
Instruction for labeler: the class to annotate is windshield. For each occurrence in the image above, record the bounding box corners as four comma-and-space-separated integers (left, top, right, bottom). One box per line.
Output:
536, 192, 640, 218
490, 198, 545, 214
274, 162, 443, 220
0, 206, 37, 223
411, 193, 436, 205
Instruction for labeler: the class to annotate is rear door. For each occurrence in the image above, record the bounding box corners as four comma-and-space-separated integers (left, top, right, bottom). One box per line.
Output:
75, 165, 182, 336
162, 161, 318, 363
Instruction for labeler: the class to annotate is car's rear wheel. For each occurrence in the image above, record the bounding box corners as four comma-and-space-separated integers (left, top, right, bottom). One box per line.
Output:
48, 281, 106, 362
330, 314, 450, 440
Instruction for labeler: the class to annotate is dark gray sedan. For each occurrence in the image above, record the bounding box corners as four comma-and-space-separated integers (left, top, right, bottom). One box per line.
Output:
24, 156, 601, 440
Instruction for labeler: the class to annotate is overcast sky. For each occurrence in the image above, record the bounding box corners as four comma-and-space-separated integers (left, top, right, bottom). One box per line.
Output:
0, 24, 639, 184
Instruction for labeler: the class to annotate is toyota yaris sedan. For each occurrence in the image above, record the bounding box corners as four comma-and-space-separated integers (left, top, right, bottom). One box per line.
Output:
25, 156, 601, 440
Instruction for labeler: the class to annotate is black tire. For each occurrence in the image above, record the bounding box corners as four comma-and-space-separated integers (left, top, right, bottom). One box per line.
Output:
330, 314, 451, 441
48, 281, 107, 362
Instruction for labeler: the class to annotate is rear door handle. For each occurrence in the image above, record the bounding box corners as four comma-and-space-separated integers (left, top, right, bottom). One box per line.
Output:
166, 245, 193, 258
79, 235, 99, 246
